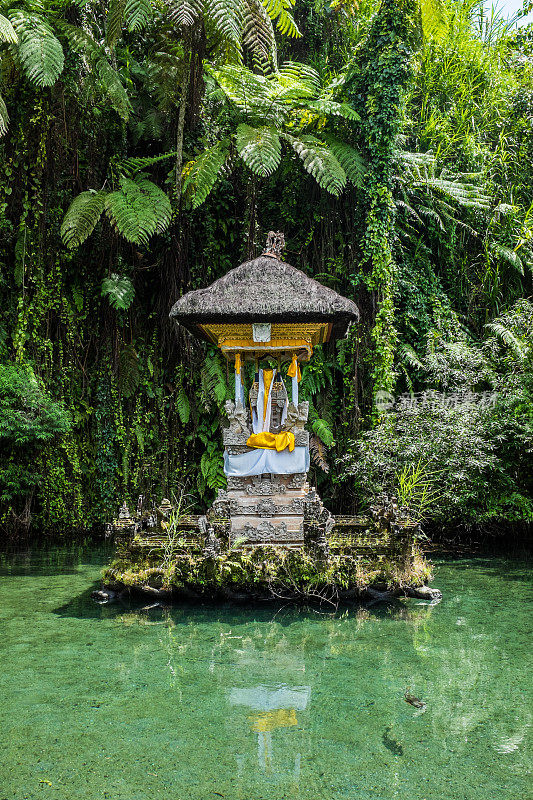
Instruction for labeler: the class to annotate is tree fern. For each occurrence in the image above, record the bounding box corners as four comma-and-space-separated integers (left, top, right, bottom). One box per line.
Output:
306, 99, 360, 121
10, 11, 64, 87
236, 123, 281, 176
0, 13, 17, 44
261, 0, 300, 38
105, 176, 172, 246
243, 0, 276, 66
0, 94, 8, 137
114, 151, 178, 177
106, 0, 126, 48
182, 139, 230, 208
166, 0, 204, 27
282, 133, 346, 196
60, 190, 107, 249
206, 0, 243, 44
60, 24, 131, 120
125, 0, 152, 31
324, 137, 366, 187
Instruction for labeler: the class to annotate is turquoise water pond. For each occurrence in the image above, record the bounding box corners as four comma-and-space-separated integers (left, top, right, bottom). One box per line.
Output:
0, 545, 530, 800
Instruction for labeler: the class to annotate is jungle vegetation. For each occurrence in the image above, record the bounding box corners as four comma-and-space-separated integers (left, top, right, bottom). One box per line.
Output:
0, 0, 531, 538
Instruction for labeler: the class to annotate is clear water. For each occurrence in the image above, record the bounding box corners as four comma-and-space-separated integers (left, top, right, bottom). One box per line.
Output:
0, 545, 531, 800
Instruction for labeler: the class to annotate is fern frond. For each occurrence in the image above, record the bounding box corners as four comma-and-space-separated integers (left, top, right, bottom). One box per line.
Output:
10, 11, 64, 87
114, 151, 177, 177
324, 137, 366, 187
203, 352, 229, 407
275, 6, 300, 37
106, 0, 126, 48
166, 0, 204, 26
0, 93, 8, 136
282, 133, 346, 196
236, 123, 281, 176
125, 0, 152, 30
118, 343, 140, 397
306, 99, 360, 121
261, 0, 301, 37
105, 176, 172, 245
278, 61, 321, 93
182, 139, 230, 208
398, 342, 424, 370
0, 13, 17, 43
490, 243, 524, 274
311, 417, 335, 447
205, 0, 243, 43
485, 322, 526, 360
176, 386, 191, 424
60, 24, 131, 120
420, 177, 491, 210
101, 274, 135, 311
60, 190, 107, 249
243, 0, 276, 66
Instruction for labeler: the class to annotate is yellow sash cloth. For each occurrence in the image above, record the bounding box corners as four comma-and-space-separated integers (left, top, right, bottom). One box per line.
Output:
246, 431, 295, 452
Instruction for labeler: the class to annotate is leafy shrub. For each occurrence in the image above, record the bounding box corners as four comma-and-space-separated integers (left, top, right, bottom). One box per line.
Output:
0, 363, 71, 506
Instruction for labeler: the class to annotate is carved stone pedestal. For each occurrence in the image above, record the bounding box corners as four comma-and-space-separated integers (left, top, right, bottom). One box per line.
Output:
213, 474, 308, 548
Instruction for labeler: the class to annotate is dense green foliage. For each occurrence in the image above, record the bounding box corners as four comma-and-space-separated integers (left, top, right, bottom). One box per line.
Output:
0, 0, 531, 537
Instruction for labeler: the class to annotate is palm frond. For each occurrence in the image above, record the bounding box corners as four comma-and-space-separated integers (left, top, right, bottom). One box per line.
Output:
260, 0, 301, 37
60, 190, 107, 249
236, 123, 281, 176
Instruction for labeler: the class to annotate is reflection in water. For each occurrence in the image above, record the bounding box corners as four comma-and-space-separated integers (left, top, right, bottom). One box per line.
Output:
230, 685, 309, 777
0, 549, 531, 800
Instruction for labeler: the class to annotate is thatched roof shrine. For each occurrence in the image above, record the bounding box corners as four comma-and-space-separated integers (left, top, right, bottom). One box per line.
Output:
170, 232, 359, 360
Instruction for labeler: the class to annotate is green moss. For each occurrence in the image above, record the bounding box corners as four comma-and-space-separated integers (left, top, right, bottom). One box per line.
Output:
103, 543, 432, 598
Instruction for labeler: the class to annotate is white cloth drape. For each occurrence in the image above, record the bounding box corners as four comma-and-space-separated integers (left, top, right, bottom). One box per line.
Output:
252, 368, 277, 434
224, 446, 309, 476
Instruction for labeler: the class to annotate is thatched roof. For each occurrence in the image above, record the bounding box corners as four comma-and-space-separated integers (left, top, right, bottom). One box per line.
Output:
170, 255, 359, 336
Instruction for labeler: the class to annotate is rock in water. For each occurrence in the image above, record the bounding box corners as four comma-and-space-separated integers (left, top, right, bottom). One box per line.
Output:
404, 689, 427, 709
91, 589, 117, 604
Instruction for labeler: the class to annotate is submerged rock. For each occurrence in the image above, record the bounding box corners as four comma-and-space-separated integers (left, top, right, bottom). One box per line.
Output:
90, 588, 118, 604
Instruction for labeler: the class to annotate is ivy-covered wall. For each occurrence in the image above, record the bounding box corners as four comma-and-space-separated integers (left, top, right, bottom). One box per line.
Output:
0, 0, 531, 537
